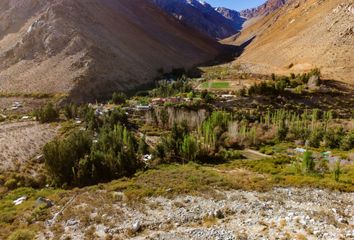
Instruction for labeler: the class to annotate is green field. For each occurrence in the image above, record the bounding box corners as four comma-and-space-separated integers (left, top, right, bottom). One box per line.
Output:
201, 81, 230, 89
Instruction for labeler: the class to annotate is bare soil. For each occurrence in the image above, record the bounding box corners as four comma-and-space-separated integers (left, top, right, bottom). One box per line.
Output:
0, 121, 58, 173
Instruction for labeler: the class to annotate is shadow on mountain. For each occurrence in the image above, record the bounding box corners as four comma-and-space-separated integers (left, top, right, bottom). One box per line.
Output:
201, 35, 256, 67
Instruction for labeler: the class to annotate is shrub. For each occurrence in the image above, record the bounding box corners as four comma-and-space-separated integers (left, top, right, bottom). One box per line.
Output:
308, 128, 323, 148
340, 130, 354, 151
35, 103, 59, 123
8, 229, 36, 240
333, 160, 341, 182
63, 103, 78, 120
200, 90, 214, 103
112, 92, 127, 105
4, 178, 17, 190
302, 151, 314, 173
323, 127, 344, 148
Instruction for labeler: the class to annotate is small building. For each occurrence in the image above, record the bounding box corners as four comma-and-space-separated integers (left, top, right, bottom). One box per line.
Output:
136, 104, 151, 111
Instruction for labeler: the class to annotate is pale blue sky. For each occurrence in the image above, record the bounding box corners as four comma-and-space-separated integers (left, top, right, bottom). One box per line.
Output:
206, 0, 267, 11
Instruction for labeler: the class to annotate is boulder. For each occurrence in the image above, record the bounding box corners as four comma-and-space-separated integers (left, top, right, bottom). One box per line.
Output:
307, 75, 321, 89
36, 197, 54, 208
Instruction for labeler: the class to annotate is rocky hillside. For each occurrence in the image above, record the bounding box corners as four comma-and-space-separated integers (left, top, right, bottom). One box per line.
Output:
241, 0, 287, 19
228, 0, 354, 83
152, 0, 244, 39
0, 0, 221, 102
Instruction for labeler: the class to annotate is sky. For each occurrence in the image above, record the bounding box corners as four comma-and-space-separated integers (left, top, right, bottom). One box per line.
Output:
206, 0, 267, 11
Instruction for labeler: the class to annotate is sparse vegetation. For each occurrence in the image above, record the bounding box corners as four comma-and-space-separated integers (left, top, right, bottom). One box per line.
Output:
34, 103, 59, 123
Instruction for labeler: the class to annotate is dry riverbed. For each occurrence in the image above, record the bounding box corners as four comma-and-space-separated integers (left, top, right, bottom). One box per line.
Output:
40, 188, 354, 240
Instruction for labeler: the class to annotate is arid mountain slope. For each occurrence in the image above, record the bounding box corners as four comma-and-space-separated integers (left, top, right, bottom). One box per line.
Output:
241, 0, 287, 19
0, 0, 221, 102
227, 0, 354, 83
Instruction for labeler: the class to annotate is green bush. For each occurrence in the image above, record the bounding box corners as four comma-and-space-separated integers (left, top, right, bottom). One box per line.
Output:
4, 178, 18, 190
302, 151, 314, 173
333, 160, 341, 182
35, 103, 59, 123
63, 103, 78, 120
7, 229, 35, 240
112, 92, 127, 105
340, 130, 354, 151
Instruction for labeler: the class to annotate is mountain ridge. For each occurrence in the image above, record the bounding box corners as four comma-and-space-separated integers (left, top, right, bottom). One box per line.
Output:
241, 0, 287, 19
152, 0, 245, 39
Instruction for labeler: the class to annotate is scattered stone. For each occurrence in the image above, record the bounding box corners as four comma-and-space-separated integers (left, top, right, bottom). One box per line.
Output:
132, 221, 141, 233
66, 219, 79, 227
13, 196, 27, 205
213, 209, 225, 219
36, 197, 54, 208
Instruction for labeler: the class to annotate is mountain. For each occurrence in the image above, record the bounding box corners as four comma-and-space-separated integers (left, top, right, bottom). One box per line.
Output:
0, 0, 221, 102
226, 0, 354, 83
152, 0, 245, 39
241, 0, 287, 19
215, 7, 246, 30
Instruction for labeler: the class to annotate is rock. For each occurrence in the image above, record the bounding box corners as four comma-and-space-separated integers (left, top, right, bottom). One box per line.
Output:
36, 197, 54, 208
214, 209, 225, 219
307, 75, 321, 89
66, 219, 79, 226
132, 221, 141, 233
112, 192, 125, 201
13, 196, 27, 205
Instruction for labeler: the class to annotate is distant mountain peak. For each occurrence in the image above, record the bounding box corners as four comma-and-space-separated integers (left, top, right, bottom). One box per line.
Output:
241, 0, 288, 19
153, 0, 245, 39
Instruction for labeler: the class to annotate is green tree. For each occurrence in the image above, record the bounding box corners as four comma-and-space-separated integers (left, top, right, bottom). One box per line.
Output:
276, 120, 288, 142
138, 135, 149, 155
44, 130, 92, 186
340, 130, 354, 151
333, 160, 341, 182
160, 108, 169, 128
302, 151, 314, 173
181, 135, 198, 163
